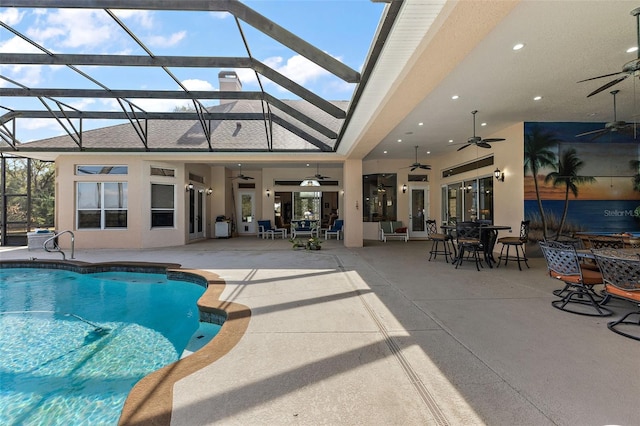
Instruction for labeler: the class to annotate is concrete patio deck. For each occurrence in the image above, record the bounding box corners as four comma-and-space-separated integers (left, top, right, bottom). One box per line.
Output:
1, 237, 638, 425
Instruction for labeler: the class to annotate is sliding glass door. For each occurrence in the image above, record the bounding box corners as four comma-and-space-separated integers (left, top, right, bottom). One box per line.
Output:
442, 176, 494, 224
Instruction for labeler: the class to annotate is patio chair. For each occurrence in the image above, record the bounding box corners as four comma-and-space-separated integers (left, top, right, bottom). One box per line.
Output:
539, 241, 613, 317
257, 220, 273, 239
425, 219, 453, 263
324, 219, 344, 240
497, 220, 530, 270
454, 221, 484, 271
593, 251, 640, 340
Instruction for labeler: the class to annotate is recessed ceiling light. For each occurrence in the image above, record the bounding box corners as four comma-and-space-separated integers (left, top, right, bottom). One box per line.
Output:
448, 139, 453, 143
306, 163, 310, 166
512, 43, 524, 50
451, 95, 459, 100
418, 122, 423, 126
383, 150, 388, 154
481, 122, 487, 127
397, 139, 402, 143
627, 46, 638, 53
533, 96, 542, 101
426, 151, 431, 154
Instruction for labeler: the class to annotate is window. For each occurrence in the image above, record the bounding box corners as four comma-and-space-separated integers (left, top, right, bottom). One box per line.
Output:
77, 182, 127, 229
442, 176, 494, 224
76, 165, 128, 175
293, 191, 321, 220
363, 174, 397, 222
151, 184, 175, 227
150, 167, 175, 177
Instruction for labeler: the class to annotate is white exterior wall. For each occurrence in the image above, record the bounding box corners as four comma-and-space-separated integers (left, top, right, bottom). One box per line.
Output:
51, 124, 525, 249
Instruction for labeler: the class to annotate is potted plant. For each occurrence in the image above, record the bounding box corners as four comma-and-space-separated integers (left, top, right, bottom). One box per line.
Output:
306, 236, 322, 250
290, 238, 306, 249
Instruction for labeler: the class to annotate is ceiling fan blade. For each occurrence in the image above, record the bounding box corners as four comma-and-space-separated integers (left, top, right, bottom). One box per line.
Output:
586, 75, 629, 98
419, 165, 431, 170
482, 138, 505, 143
577, 71, 625, 83
575, 128, 606, 137
457, 144, 471, 151
477, 142, 492, 149
410, 166, 417, 171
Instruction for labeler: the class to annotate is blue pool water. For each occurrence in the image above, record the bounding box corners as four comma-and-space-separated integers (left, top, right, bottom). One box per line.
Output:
0, 268, 217, 425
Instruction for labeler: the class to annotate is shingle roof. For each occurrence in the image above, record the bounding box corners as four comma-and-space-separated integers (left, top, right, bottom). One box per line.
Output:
15, 99, 348, 153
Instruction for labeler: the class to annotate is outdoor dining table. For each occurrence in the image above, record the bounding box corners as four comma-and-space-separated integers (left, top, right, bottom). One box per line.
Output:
441, 223, 512, 268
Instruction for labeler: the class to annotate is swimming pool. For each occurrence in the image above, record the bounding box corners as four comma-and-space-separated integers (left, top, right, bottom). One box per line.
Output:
0, 266, 220, 425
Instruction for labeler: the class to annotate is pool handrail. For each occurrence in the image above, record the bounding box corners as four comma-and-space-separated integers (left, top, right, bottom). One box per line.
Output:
44, 230, 75, 260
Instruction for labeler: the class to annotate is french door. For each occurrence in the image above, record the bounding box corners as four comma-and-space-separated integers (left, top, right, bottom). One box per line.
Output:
188, 187, 205, 240
237, 191, 256, 235
408, 185, 429, 239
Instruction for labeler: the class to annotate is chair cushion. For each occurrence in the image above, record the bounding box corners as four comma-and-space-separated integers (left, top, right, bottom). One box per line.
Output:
549, 268, 603, 285
498, 237, 524, 244
430, 233, 450, 241
395, 227, 407, 233
605, 284, 640, 302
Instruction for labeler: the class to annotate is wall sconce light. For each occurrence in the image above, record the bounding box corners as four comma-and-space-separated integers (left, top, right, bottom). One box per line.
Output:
206, 187, 213, 196
266, 188, 271, 198
402, 184, 407, 194
494, 168, 505, 182
186, 182, 194, 191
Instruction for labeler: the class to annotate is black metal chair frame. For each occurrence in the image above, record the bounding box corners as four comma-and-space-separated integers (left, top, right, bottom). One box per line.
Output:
497, 220, 530, 270
593, 250, 640, 340
539, 241, 613, 317
425, 219, 453, 263
454, 222, 484, 271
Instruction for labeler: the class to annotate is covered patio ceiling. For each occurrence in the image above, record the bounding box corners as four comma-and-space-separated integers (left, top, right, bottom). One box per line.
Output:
0, 0, 397, 156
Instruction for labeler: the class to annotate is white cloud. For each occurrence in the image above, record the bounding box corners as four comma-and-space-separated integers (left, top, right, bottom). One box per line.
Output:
146, 31, 187, 48
0, 35, 43, 54
112, 10, 154, 29
235, 68, 258, 87
209, 11, 230, 20
26, 9, 120, 49
0, 8, 25, 26
182, 79, 215, 91
265, 54, 331, 86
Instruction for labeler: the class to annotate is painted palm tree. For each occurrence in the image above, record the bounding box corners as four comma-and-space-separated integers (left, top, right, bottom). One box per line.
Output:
544, 148, 596, 237
524, 126, 558, 239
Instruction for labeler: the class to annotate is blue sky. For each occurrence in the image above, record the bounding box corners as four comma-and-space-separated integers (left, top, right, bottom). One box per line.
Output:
0, 1, 385, 142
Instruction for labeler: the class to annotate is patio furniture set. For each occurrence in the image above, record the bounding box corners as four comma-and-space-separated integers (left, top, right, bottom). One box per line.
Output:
258, 219, 344, 241
539, 240, 640, 341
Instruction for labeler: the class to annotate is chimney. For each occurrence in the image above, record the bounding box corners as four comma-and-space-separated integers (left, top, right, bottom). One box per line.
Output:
218, 71, 242, 105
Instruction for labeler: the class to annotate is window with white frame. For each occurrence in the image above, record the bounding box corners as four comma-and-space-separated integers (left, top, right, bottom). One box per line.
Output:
77, 182, 128, 229
151, 183, 175, 227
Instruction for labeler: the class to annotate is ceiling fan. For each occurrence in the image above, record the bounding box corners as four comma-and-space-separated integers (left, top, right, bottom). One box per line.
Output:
403, 145, 431, 171
305, 164, 331, 180
576, 90, 635, 140
229, 165, 254, 180
457, 110, 505, 151
578, 7, 640, 97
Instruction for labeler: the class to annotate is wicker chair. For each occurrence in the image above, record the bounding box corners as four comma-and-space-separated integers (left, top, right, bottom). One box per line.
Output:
593, 250, 640, 340
425, 219, 454, 263
497, 220, 530, 270
539, 241, 613, 317
454, 221, 484, 271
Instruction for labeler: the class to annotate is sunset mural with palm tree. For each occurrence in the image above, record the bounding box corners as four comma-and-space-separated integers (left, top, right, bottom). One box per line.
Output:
524, 122, 640, 239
